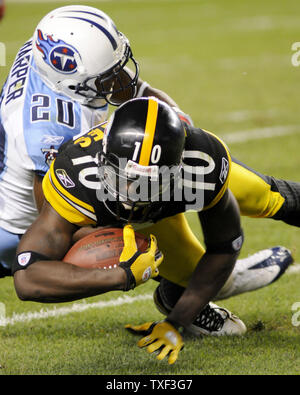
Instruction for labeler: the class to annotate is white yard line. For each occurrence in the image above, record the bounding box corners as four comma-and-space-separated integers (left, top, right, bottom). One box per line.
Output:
0, 294, 153, 327
1, 265, 300, 327
220, 125, 299, 145
286, 264, 300, 275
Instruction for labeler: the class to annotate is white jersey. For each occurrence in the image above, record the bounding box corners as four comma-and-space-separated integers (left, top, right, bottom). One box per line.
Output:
0, 40, 109, 234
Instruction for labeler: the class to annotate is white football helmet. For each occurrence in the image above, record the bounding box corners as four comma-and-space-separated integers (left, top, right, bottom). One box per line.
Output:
32, 5, 139, 107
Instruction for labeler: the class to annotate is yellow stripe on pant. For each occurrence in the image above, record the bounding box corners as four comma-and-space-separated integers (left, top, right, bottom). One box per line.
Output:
229, 161, 285, 218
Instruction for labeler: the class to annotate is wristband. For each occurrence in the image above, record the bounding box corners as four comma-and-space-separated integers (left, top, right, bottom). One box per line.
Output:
119, 251, 141, 291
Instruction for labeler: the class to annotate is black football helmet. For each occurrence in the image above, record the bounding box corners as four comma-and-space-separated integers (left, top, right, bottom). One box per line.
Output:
98, 97, 186, 222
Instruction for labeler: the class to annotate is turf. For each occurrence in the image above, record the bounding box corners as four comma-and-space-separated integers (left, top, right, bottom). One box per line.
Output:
0, 0, 300, 376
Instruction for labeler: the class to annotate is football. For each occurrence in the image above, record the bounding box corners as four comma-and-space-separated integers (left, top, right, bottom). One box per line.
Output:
63, 227, 149, 270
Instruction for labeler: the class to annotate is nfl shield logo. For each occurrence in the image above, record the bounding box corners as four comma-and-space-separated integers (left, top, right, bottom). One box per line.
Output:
18, 252, 32, 267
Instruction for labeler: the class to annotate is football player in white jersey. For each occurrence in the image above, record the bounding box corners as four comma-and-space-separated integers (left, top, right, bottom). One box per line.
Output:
0, 5, 179, 276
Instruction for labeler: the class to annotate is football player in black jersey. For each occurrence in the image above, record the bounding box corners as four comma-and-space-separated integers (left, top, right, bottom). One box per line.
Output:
13, 97, 249, 364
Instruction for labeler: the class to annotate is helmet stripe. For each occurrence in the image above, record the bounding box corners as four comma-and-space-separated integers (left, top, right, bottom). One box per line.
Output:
139, 99, 159, 166
59, 16, 118, 50
63, 10, 119, 34
66, 10, 107, 21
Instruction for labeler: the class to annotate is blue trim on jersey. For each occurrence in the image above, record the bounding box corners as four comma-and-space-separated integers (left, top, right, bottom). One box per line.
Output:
0, 77, 8, 109
0, 116, 6, 179
1, 43, 108, 180
22, 59, 82, 174
61, 16, 118, 50
0, 80, 6, 178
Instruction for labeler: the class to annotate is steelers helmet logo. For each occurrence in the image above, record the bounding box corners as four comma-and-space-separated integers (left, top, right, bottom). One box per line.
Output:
49, 45, 78, 74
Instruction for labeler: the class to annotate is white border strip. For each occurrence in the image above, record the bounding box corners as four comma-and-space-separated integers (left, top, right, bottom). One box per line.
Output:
1, 265, 299, 327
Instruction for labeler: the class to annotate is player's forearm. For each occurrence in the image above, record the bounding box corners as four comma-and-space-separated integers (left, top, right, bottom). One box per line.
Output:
167, 253, 237, 328
14, 261, 127, 303
143, 85, 179, 108
33, 174, 45, 212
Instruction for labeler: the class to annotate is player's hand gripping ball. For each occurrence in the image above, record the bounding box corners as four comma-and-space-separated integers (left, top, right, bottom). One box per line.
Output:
63, 225, 163, 290
63, 227, 149, 269
118, 225, 163, 290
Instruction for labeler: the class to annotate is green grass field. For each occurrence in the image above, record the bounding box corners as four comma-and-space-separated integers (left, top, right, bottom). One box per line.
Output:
0, 0, 300, 376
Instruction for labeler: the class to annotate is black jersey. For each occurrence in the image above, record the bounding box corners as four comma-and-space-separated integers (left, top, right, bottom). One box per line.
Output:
42, 123, 231, 227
